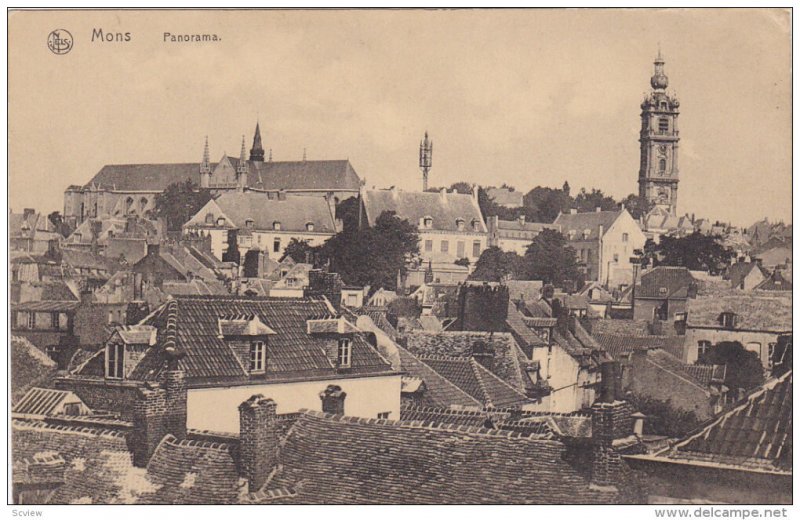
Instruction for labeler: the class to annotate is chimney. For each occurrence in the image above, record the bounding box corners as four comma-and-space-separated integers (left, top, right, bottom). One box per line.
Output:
320, 384, 346, 415
238, 395, 278, 493
570, 208, 578, 214
595, 207, 602, 212
130, 366, 187, 467
470, 340, 495, 372
591, 361, 634, 490
631, 412, 646, 436
25, 452, 66, 487
439, 187, 447, 202
518, 214, 526, 226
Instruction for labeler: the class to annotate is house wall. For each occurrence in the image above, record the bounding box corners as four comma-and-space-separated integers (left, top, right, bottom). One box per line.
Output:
186, 374, 402, 433
600, 214, 647, 288
418, 231, 487, 264
530, 344, 587, 413
684, 327, 783, 368
187, 228, 333, 261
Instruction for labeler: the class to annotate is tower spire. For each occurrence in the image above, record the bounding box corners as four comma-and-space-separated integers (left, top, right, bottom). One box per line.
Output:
250, 122, 265, 162
200, 136, 211, 188
419, 131, 433, 191
237, 135, 248, 191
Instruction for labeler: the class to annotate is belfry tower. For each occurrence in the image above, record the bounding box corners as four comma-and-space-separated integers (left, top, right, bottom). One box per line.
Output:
638, 50, 680, 214
419, 131, 433, 191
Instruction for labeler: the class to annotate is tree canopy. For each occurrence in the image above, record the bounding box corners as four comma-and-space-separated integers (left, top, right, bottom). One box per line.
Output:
654, 231, 734, 273
625, 393, 701, 438
698, 341, 766, 395
281, 238, 316, 263
469, 247, 526, 282
524, 229, 583, 287
153, 180, 214, 232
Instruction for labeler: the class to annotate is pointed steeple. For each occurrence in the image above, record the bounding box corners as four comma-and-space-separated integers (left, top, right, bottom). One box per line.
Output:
250, 122, 265, 162
237, 135, 248, 191
200, 136, 211, 188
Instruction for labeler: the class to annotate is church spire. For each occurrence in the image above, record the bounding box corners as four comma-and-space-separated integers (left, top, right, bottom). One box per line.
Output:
650, 48, 668, 90
200, 136, 211, 188
250, 122, 265, 162
237, 135, 248, 191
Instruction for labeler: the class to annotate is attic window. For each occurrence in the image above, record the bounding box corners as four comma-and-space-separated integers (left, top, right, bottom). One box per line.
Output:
249, 341, 266, 373
216, 217, 226, 226
105, 343, 124, 379
306, 222, 315, 232
456, 218, 465, 231
658, 287, 668, 296
568, 230, 577, 240
273, 221, 282, 231
583, 229, 591, 239
337, 338, 352, 368
423, 216, 433, 229
720, 312, 737, 329
245, 219, 254, 230
471, 219, 481, 231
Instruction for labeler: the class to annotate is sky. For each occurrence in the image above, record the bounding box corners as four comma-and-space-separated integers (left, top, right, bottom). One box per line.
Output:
8, 9, 792, 227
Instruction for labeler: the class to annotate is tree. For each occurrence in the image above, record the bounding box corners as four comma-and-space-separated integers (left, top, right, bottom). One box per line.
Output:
574, 188, 617, 213
620, 193, 653, 220
523, 184, 572, 222
318, 211, 419, 290
655, 231, 734, 273
697, 341, 765, 395
47, 211, 73, 238
153, 180, 214, 232
469, 247, 525, 282
625, 393, 701, 437
335, 196, 361, 233
281, 238, 316, 263
523, 229, 582, 287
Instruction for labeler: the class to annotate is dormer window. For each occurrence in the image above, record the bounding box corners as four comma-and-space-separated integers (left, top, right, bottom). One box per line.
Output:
273, 221, 282, 231
471, 219, 481, 231
423, 216, 433, 229
658, 287, 668, 296
306, 222, 315, 232
216, 217, 226, 226
568, 230, 576, 240
456, 218, 465, 231
245, 219, 254, 230
337, 338, 352, 368
249, 341, 266, 373
105, 343, 124, 379
720, 312, 737, 329
205, 213, 215, 224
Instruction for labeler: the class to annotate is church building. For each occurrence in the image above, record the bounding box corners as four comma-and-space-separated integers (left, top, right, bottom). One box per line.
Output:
63, 123, 363, 226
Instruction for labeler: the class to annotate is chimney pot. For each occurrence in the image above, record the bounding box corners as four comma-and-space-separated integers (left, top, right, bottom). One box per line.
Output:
320, 384, 347, 415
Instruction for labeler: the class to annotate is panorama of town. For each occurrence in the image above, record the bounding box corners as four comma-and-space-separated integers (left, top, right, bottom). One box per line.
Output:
10, 51, 791, 505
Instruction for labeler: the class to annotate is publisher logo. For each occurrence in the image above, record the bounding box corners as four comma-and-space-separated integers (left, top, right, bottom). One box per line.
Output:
47, 29, 73, 55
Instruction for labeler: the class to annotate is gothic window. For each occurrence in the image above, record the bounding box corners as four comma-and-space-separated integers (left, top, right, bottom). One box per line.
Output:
126, 197, 134, 213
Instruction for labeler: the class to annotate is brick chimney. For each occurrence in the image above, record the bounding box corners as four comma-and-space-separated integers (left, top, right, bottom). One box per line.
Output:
238, 395, 278, 493
130, 367, 187, 467
320, 384, 346, 415
591, 361, 634, 489
470, 340, 495, 372
25, 451, 66, 487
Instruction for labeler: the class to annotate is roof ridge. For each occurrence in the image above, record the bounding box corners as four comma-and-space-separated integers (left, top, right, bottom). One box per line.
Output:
11, 418, 127, 439
470, 358, 530, 404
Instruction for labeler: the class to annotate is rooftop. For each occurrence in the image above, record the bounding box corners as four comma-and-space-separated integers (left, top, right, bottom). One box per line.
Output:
361, 188, 486, 233
685, 292, 792, 332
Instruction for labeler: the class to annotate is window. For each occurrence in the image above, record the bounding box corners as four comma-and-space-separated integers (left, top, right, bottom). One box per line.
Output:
658, 118, 669, 133
63, 402, 82, 416
658, 158, 667, 173
337, 338, 352, 368
108, 310, 115, 324
720, 312, 737, 329
568, 230, 576, 240
622, 232, 629, 242
273, 238, 281, 253
140, 197, 148, 212
457, 241, 465, 258
216, 217, 226, 226
273, 221, 282, 231
471, 219, 481, 231
347, 294, 358, 307
613, 254, 619, 263
472, 240, 481, 257
767, 343, 777, 369
17, 311, 34, 329
423, 217, 433, 229
106, 343, 124, 379
377, 412, 390, 419
697, 340, 711, 359
456, 218, 465, 231
306, 222, 314, 232
204, 213, 215, 224
245, 219, 254, 229
440, 240, 449, 253
250, 341, 266, 372
425, 240, 433, 252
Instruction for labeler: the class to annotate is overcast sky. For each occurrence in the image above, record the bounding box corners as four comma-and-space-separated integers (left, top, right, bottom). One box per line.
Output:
9, 9, 791, 226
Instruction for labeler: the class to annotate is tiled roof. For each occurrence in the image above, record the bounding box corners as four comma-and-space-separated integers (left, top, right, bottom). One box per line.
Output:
553, 209, 623, 240
754, 270, 792, 291
11, 336, 57, 402
162, 279, 229, 296
726, 262, 769, 289
636, 267, 696, 299
685, 293, 792, 332
399, 405, 568, 438
656, 371, 792, 474
185, 191, 337, 234
645, 349, 715, 390
495, 219, 558, 233
84, 159, 361, 193
137, 435, 240, 504
593, 334, 685, 361
395, 345, 482, 409
12, 300, 81, 312
504, 280, 544, 303
361, 188, 487, 232
62, 249, 117, 272
117, 296, 395, 383
272, 410, 624, 504
418, 356, 532, 409
13, 388, 86, 416
486, 188, 524, 207
402, 330, 529, 393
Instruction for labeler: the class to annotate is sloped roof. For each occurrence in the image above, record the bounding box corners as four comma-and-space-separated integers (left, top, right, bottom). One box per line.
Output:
553, 209, 623, 240
593, 333, 685, 360
686, 293, 792, 332
84, 159, 361, 193
107, 296, 395, 383
271, 410, 625, 504
727, 262, 769, 289
504, 280, 544, 302
650, 371, 792, 474
494, 219, 558, 233
11, 336, 57, 402
486, 188, 523, 207
185, 191, 337, 234
13, 388, 86, 416
396, 345, 483, 409
754, 270, 792, 292
637, 266, 696, 299
419, 356, 532, 409
361, 188, 487, 232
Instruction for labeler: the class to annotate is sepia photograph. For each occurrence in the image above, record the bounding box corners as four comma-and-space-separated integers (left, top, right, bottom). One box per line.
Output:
6, 7, 793, 510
